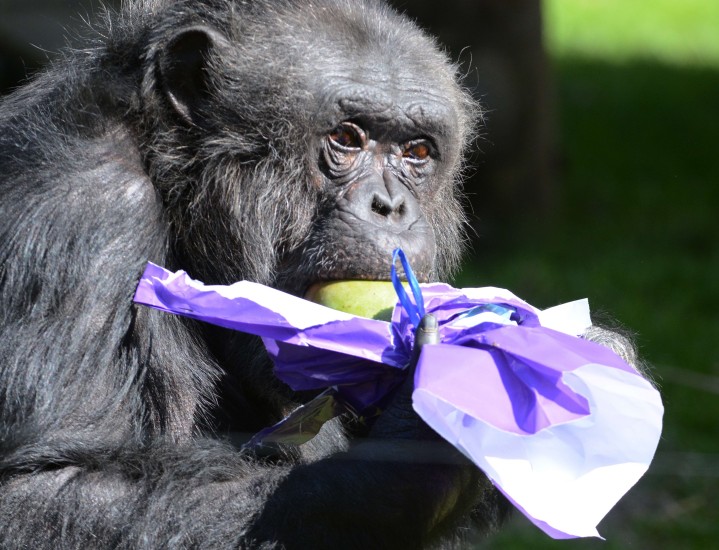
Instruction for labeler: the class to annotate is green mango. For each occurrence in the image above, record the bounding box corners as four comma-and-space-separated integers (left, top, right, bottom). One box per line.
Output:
305, 280, 407, 321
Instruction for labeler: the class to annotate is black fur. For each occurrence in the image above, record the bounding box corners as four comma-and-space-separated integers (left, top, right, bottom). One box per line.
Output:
0, 1, 506, 548
0, 1, 639, 548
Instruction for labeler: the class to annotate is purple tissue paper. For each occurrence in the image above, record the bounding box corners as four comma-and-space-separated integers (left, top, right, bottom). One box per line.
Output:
134, 262, 663, 539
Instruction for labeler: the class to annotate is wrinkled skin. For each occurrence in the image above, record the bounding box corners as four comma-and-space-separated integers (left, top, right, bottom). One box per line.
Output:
0, 1, 640, 548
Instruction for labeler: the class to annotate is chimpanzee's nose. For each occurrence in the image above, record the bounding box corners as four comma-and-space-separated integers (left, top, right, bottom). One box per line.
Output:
370, 188, 406, 221
348, 171, 420, 229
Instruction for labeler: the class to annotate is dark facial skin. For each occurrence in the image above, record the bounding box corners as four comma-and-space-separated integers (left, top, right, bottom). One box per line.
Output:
289, 119, 436, 287
276, 70, 462, 296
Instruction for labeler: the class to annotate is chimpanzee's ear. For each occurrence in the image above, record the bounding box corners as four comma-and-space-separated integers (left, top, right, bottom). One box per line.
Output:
156, 26, 227, 124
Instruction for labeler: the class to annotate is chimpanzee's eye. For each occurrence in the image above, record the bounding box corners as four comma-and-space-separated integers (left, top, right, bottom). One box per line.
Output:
403, 140, 431, 162
329, 122, 365, 149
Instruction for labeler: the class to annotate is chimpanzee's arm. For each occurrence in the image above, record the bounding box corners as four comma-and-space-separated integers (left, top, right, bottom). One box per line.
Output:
0, 435, 490, 549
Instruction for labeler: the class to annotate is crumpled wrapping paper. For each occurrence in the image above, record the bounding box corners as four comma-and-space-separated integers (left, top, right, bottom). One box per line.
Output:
134, 260, 663, 539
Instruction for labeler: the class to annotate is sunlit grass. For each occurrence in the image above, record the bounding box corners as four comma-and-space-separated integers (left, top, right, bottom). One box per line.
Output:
544, 0, 719, 67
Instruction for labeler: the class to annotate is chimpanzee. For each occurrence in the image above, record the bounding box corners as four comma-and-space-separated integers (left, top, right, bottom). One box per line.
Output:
0, 0, 640, 548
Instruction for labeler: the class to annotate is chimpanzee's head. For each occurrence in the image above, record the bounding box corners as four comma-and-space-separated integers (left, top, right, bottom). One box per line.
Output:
139, 0, 476, 293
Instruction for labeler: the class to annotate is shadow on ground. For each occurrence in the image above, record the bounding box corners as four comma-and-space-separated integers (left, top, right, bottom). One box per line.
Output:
460, 57, 719, 549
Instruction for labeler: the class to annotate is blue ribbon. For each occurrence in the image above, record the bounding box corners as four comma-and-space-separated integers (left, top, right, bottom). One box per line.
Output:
391, 248, 426, 329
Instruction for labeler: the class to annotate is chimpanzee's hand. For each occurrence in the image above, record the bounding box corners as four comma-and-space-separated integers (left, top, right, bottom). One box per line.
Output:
369, 314, 441, 442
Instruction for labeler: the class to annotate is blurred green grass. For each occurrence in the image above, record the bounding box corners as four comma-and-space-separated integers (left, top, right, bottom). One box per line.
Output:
459, 0, 719, 547
545, 0, 719, 66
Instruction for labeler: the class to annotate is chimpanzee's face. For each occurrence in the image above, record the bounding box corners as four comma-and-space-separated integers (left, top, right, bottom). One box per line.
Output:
274, 57, 464, 296
151, 9, 469, 294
